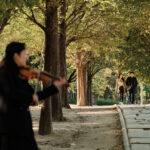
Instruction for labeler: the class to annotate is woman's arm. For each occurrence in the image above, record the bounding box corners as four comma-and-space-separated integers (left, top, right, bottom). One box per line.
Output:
36, 77, 66, 100
37, 84, 58, 100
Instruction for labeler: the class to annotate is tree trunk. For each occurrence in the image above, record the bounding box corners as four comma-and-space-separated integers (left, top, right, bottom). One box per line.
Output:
52, 93, 63, 121
86, 63, 92, 106
39, 98, 52, 135
49, 4, 63, 122
59, 0, 70, 109
76, 52, 87, 106
39, 1, 63, 135
87, 78, 92, 106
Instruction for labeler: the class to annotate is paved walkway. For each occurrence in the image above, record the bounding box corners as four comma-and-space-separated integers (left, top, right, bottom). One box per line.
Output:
119, 105, 150, 150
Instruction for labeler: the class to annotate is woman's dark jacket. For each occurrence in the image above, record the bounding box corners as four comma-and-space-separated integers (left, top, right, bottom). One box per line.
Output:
0, 62, 58, 149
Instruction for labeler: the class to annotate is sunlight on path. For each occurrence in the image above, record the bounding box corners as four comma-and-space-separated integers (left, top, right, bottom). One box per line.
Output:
31, 105, 123, 150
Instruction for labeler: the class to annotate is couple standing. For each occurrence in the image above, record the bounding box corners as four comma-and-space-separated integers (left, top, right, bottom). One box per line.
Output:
115, 72, 138, 104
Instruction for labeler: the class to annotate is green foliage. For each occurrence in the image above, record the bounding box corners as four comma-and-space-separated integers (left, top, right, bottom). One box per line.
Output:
68, 98, 77, 104
92, 68, 116, 97
104, 87, 113, 100
0, 12, 44, 68
0, 0, 42, 31
97, 99, 119, 105
117, 27, 150, 82
112, 0, 150, 83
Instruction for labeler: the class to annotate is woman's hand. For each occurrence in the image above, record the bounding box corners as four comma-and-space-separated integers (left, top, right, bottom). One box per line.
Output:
32, 94, 39, 105
53, 77, 67, 88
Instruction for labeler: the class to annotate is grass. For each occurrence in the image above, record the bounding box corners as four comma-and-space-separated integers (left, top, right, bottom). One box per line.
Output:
68, 98, 77, 104
97, 99, 119, 105
68, 98, 130, 105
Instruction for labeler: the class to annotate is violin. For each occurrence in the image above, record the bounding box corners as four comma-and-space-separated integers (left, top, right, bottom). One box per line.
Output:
19, 66, 61, 84
0, 59, 72, 86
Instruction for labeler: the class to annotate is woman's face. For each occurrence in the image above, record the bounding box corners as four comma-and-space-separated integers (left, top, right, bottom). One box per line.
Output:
14, 50, 27, 66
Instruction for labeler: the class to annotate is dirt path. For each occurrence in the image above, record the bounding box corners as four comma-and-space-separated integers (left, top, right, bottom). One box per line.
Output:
30, 105, 123, 150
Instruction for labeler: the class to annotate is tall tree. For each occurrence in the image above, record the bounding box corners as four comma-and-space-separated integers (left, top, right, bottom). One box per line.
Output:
67, 0, 126, 106
58, 0, 70, 108
19, 0, 63, 134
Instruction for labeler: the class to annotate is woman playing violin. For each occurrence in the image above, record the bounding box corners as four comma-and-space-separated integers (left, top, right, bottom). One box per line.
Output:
0, 42, 66, 150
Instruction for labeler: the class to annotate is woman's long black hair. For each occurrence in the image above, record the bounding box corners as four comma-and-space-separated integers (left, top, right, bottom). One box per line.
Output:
2, 42, 26, 75
118, 73, 124, 82
5, 42, 25, 62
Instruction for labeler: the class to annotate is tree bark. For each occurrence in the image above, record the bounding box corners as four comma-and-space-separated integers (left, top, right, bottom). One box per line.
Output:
59, 0, 70, 109
39, 98, 52, 135
39, 0, 63, 135
51, 93, 63, 121
87, 77, 92, 106
76, 52, 87, 106
86, 62, 92, 106
49, 4, 63, 122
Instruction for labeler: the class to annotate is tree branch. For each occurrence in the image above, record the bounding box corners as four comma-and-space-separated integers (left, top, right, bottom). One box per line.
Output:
66, 1, 87, 25
0, 9, 12, 34
68, 69, 76, 83
66, 33, 98, 47
66, 0, 78, 22
21, 8, 46, 31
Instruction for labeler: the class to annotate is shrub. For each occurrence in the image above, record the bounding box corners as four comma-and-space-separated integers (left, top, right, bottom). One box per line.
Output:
68, 98, 77, 104
96, 99, 119, 105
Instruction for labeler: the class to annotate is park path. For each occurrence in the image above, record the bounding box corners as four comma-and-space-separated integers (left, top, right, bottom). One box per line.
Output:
119, 105, 150, 150
30, 105, 123, 150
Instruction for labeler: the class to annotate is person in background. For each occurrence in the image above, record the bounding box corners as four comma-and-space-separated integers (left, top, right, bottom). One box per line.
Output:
126, 72, 138, 104
115, 73, 126, 105
0, 42, 66, 150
